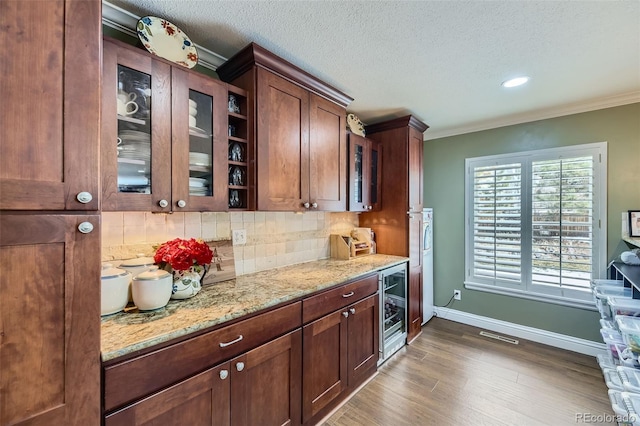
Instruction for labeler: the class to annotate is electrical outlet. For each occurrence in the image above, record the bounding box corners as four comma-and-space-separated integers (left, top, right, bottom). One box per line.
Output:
453, 289, 461, 301
232, 229, 247, 245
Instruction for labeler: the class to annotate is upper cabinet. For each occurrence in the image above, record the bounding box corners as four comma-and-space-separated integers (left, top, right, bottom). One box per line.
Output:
217, 43, 352, 212
347, 133, 381, 212
101, 38, 232, 212
0, 0, 101, 211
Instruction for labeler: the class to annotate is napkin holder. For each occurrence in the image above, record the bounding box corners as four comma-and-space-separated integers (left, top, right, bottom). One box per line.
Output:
330, 232, 372, 260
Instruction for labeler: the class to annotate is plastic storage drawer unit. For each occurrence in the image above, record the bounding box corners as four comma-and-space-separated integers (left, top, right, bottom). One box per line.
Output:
617, 316, 640, 352
610, 298, 640, 319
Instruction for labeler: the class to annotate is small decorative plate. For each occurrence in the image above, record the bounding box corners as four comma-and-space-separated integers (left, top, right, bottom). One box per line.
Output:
137, 16, 198, 69
347, 113, 365, 136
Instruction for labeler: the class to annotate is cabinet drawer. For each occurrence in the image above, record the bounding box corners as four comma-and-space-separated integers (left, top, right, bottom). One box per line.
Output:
302, 274, 378, 323
104, 301, 301, 412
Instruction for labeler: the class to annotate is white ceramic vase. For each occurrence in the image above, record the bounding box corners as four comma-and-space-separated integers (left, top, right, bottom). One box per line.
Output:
171, 265, 205, 299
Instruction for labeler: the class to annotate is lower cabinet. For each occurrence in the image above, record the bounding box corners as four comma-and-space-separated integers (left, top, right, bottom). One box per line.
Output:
301, 277, 379, 424
102, 274, 381, 426
105, 330, 301, 426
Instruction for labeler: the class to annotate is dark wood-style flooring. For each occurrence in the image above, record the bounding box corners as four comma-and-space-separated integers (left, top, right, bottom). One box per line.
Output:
324, 317, 615, 425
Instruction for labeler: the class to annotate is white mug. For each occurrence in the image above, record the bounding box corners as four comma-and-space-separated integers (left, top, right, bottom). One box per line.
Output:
117, 98, 139, 116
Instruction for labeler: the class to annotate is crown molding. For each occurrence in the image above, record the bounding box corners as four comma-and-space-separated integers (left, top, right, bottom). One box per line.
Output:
425, 91, 640, 140
101, 0, 227, 71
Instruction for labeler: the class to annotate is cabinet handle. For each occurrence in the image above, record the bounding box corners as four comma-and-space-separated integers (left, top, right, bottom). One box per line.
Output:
236, 362, 245, 372
349, 308, 356, 315
342, 311, 349, 318
342, 291, 355, 298
76, 192, 93, 204
367, 205, 373, 210
158, 199, 169, 208
311, 202, 318, 209
177, 199, 186, 208
219, 370, 229, 380
303, 202, 310, 209
219, 335, 243, 348
77, 222, 94, 234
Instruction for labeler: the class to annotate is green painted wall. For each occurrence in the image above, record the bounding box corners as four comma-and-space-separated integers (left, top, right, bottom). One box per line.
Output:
423, 103, 640, 342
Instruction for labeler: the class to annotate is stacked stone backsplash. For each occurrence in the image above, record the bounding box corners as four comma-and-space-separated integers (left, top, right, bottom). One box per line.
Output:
101, 211, 359, 275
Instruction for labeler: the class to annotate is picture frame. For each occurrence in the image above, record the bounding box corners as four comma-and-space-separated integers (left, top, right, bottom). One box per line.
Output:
630, 210, 640, 237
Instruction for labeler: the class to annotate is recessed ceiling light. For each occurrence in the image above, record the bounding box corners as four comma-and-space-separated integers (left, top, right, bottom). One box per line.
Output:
502, 76, 530, 88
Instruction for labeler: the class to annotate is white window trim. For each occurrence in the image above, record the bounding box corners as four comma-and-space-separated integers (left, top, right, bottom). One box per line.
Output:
464, 142, 608, 310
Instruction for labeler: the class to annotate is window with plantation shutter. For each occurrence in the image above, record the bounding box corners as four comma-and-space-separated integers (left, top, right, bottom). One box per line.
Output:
464, 142, 607, 309
472, 163, 522, 284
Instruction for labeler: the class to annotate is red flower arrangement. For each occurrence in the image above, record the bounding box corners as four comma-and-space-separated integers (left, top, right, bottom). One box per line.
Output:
154, 238, 213, 271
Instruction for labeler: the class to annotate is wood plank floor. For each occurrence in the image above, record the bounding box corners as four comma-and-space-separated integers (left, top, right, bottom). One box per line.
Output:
324, 318, 615, 426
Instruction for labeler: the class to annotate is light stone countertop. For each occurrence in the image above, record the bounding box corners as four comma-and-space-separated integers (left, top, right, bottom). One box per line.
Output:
101, 254, 408, 362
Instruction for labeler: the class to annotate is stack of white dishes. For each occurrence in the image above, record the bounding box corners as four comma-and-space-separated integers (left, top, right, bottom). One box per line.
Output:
117, 130, 151, 193
189, 177, 209, 196
188, 151, 211, 196
189, 99, 197, 128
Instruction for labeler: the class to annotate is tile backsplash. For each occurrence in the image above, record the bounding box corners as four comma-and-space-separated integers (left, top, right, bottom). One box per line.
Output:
101, 211, 359, 275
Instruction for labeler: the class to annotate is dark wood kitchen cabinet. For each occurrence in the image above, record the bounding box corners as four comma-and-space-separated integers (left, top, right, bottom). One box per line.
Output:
0, 213, 101, 426
348, 133, 382, 212
103, 303, 302, 426
301, 274, 379, 424
105, 331, 301, 426
217, 43, 352, 212
102, 38, 230, 212
360, 116, 428, 343
0, 1, 102, 425
0, 0, 101, 211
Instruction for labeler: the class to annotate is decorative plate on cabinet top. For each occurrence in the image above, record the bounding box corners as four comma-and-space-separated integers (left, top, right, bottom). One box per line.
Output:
137, 16, 198, 69
347, 113, 365, 136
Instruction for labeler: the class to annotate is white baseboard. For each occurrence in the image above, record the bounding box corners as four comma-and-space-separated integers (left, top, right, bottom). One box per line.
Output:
432, 307, 606, 357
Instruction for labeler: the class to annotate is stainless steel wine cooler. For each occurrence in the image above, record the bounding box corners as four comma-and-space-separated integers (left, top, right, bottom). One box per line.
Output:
378, 262, 408, 365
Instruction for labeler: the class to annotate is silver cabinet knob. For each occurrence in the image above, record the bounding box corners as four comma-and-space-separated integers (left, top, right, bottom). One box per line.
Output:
236, 362, 245, 372
303, 202, 310, 209
158, 199, 169, 208
219, 370, 229, 380
77, 222, 94, 234
349, 308, 356, 315
367, 205, 373, 210
342, 311, 349, 318
311, 202, 318, 209
76, 192, 92, 204
177, 199, 186, 208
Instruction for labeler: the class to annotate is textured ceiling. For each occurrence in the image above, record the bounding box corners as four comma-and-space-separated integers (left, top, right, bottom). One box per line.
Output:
107, 0, 640, 139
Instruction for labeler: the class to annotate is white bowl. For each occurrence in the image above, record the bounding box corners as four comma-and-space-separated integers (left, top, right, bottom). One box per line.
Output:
101, 264, 132, 316
621, 251, 640, 265
189, 115, 197, 128
132, 267, 172, 311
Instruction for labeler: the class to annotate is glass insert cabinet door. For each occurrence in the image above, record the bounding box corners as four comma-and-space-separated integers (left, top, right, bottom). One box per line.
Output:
171, 68, 228, 212
381, 265, 407, 342
101, 39, 172, 212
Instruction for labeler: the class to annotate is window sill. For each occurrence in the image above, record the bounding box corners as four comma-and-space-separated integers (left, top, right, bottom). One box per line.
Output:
463, 281, 597, 311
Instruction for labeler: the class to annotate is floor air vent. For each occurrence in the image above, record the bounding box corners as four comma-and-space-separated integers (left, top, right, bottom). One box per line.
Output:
479, 331, 519, 345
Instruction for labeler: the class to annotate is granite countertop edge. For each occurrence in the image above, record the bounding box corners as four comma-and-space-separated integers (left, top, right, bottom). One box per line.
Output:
101, 254, 408, 362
